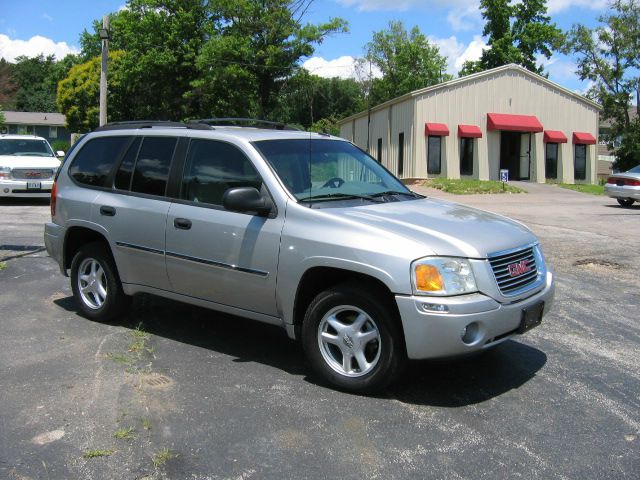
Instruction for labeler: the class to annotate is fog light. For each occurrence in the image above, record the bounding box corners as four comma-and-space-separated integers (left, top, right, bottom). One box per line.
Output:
3, 188, 8, 193
461, 322, 480, 344
421, 302, 449, 313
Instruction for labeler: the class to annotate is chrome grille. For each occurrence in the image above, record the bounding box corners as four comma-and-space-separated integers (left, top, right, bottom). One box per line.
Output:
11, 168, 55, 180
489, 246, 538, 295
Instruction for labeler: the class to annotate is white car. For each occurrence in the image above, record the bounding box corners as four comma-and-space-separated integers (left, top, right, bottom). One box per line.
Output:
0, 134, 62, 198
604, 165, 640, 207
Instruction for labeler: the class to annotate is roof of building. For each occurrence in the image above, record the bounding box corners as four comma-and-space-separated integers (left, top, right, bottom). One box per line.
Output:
3, 111, 66, 126
339, 63, 602, 124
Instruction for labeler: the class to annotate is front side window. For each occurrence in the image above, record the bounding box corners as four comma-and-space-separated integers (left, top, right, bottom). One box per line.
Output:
545, 143, 558, 180
574, 144, 586, 181
181, 139, 262, 206
427, 136, 442, 175
253, 139, 412, 205
68, 136, 129, 187
114, 137, 141, 190
131, 137, 177, 196
460, 138, 473, 176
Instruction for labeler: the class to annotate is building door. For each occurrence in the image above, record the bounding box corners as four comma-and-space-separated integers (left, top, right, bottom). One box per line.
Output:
500, 132, 521, 179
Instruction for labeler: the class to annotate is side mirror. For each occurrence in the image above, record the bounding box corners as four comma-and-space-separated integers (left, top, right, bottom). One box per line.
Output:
56, 150, 65, 157
222, 187, 271, 216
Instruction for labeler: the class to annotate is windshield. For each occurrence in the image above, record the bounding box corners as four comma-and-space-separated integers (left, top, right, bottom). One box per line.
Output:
627, 165, 640, 174
0, 139, 55, 157
253, 138, 414, 204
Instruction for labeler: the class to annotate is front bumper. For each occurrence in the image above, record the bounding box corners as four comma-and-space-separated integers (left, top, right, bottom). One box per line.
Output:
396, 271, 554, 359
604, 184, 640, 200
0, 179, 54, 198
44, 222, 66, 275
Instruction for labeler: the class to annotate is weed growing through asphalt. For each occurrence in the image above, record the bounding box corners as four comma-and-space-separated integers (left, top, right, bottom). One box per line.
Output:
107, 352, 134, 365
113, 427, 136, 440
83, 449, 115, 458
152, 448, 177, 468
0, 261, 6, 271
141, 418, 152, 430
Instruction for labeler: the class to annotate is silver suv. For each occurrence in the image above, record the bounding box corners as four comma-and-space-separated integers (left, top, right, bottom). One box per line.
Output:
45, 120, 554, 393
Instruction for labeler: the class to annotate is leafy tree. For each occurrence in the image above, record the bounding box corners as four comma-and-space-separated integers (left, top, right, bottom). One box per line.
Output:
365, 21, 449, 104
194, 0, 347, 118
0, 59, 17, 109
57, 51, 127, 132
460, 0, 563, 75
0, 105, 5, 126
565, 0, 639, 171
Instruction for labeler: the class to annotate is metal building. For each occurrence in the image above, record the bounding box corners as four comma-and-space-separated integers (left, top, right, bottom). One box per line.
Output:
338, 64, 601, 184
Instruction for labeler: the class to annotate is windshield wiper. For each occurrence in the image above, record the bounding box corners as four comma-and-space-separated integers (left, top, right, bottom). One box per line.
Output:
300, 193, 384, 203
369, 190, 423, 198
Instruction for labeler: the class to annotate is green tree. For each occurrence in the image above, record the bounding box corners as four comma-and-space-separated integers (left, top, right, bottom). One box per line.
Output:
565, 0, 639, 171
0, 105, 5, 126
0, 59, 17, 109
57, 51, 127, 132
460, 0, 563, 75
365, 21, 450, 104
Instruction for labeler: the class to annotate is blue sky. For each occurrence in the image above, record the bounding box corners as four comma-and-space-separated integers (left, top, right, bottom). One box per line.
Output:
0, 0, 610, 92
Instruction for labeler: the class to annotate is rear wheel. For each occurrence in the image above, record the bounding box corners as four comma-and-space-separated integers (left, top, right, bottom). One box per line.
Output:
302, 283, 406, 393
70, 242, 129, 322
617, 198, 635, 207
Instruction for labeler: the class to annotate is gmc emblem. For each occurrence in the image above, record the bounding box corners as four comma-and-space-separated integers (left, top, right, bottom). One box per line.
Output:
25, 171, 40, 178
508, 260, 532, 277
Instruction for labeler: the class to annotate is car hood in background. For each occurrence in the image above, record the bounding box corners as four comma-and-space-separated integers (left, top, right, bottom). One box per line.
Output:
0, 155, 60, 169
328, 197, 537, 258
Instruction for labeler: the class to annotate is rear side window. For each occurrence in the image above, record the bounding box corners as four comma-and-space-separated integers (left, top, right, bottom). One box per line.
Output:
68, 136, 129, 187
181, 139, 262, 206
131, 137, 177, 196
114, 137, 141, 190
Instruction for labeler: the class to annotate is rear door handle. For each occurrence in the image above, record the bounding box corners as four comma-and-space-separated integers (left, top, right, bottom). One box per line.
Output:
173, 218, 192, 230
100, 206, 116, 216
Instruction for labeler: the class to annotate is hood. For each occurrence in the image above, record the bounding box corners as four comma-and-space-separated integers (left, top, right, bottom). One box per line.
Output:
0, 155, 61, 169
326, 197, 537, 258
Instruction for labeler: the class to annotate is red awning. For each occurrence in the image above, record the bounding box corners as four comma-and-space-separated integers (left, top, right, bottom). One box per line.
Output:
543, 130, 568, 143
573, 132, 596, 144
458, 124, 483, 138
425, 123, 450, 136
487, 113, 543, 132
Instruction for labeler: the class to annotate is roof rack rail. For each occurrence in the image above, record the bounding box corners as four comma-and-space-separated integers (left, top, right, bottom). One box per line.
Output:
193, 118, 301, 131
94, 120, 213, 132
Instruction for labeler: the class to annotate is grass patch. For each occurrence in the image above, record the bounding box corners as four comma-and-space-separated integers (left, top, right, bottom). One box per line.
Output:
128, 327, 152, 354
83, 449, 115, 458
107, 352, 134, 365
0, 261, 6, 271
556, 183, 604, 195
423, 178, 525, 194
113, 427, 136, 440
141, 418, 152, 430
152, 448, 177, 468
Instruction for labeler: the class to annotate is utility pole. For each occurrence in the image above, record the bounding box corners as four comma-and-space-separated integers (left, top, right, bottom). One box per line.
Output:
99, 15, 110, 126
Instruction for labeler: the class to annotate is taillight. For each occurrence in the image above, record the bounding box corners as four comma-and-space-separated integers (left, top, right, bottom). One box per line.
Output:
51, 181, 57, 217
607, 177, 640, 186
606, 177, 617, 184
628, 179, 640, 186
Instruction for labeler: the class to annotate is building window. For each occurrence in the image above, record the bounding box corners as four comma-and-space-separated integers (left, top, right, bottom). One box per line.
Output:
460, 138, 473, 176
574, 144, 587, 181
49, 126, 58, 139
398, 133, 404, 176
377, 138, 382, 163
545, 143, 558, 179
17, 125, 31, 135
427, 136, 442, 175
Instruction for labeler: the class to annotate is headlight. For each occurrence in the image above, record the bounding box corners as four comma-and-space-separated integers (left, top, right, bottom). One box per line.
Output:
411, 257, 477, 296
0, 167, 11, 179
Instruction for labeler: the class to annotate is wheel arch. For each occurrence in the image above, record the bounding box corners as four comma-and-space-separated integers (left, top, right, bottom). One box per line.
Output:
63, 226, 111, 271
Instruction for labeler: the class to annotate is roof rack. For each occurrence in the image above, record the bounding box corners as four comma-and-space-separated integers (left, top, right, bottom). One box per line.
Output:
94, 120, 213, 132
193, 118, 301, 131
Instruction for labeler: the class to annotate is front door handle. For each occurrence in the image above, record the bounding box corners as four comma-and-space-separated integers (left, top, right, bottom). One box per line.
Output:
100, 206, 116, 216
173, 218, 192, 230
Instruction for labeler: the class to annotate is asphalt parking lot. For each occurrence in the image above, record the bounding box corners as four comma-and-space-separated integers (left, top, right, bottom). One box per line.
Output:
0, 184, 638, 480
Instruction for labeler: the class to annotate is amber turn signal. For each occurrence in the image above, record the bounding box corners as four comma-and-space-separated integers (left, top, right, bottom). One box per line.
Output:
415, 264, 444, 292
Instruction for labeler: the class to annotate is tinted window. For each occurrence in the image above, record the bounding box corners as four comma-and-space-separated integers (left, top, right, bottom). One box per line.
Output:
181, 140, 261, 206
460, 138, 473, 176
69, 136, 129, 187
574, 144, 586, 181
131, 137, 177, 196
114, 137, 141, 190
545, 143, 558, 179
427, 136, 442, 175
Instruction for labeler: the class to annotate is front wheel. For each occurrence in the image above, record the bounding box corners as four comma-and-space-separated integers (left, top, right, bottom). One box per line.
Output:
70, 242, 130, 322
617, 198, 635, 207
302, 283, 406, 393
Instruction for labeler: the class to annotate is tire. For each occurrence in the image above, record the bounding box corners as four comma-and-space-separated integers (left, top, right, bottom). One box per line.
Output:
617, 198, 635, 207
70, 241, 130, 322
301, 283, 406, 393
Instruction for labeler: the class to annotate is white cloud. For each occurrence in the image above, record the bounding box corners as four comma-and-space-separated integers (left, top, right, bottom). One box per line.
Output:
336, 0, 469, 10
0, 34, 78, 62
430, 35, 487, 74
302, 55, 382, 79
547, 0, 608, 14
455, 36, 487, 70
42, 13, 54, 22
446, 2, 483, 32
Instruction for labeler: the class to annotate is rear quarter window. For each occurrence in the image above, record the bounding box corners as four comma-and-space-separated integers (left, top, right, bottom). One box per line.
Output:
68, 136, 130, 187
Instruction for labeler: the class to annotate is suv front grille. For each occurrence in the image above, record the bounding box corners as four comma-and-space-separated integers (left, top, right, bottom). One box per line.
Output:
11, 168, 56, 180
489, 246, 539, 295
